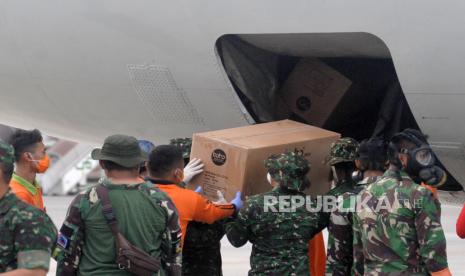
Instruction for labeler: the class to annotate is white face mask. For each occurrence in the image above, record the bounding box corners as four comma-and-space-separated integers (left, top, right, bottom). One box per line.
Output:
267, 173, 272, 185
331, 166, 339, 188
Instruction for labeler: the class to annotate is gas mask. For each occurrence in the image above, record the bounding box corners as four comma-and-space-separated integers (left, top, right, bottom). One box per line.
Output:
392, 131, 447, 187
401, 146, 446, 186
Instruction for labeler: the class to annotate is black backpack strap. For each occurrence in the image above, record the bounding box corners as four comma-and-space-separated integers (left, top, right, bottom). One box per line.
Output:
95, 185, 119, 236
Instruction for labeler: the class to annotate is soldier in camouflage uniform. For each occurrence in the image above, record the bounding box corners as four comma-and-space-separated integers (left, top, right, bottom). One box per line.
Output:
226, 150, 328, 275
0, 140, 57, 275
326, 137, 388, 275
352, 130, 451, 275
323, 137, 359, 275
170, 137, 227, 276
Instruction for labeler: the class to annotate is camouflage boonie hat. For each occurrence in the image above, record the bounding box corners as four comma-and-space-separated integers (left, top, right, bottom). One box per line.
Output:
264, 150, 310, 192
170, 138, 192, 159
0, 140, 14, 166
324, 137, 359, 166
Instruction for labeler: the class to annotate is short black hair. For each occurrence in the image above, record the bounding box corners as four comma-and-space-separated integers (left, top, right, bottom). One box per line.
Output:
148, 145, 184, 177
101, 160, 139, 171
9, 129, 43, 161
357, 137, 388, 171
0, 162, 14, 183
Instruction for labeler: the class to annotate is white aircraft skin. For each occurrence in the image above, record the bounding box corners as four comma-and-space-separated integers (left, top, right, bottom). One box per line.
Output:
1, 0, 465, 187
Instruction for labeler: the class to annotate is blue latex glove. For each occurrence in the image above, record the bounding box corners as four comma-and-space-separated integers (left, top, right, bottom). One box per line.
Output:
194, 186, 203, 193
230, 191, 243, 212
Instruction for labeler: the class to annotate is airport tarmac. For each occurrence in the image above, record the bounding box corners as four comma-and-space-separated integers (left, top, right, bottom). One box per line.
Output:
45, 195, 464, 275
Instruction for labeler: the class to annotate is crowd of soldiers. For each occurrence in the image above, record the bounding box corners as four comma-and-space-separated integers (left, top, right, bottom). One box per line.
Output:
0, 127, 457, 275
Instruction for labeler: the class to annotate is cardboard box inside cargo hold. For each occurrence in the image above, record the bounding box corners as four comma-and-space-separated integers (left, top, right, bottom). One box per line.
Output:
188, 120, 340, 201
275, 58, 352, 126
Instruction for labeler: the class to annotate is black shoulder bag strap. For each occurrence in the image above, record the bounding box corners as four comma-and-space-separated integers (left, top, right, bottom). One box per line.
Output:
95, 184, 162, 276
96, 185, 119, 235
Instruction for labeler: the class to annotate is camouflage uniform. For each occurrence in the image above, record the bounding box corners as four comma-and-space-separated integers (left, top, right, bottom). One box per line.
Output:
352, 169, 448, 275
226, 150, 328, 275
326, 176, 381, 276
182, 220, 227, 276
0, 142, 57, 272
170, 137, 225, 276
324, 138, 359, 276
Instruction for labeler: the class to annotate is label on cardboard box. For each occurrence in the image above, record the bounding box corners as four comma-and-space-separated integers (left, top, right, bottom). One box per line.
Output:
202, 171, 228, 200
279, 58, 351, 126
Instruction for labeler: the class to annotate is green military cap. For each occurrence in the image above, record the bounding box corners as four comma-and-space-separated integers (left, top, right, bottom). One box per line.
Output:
324, 137, 359, 166
91, 134, 147, 168
264, 149, 310, 192
0, 140, 14, 166
169, 138, 192, 159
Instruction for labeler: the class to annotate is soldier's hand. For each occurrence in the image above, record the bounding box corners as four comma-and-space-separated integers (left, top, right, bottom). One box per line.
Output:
183, 158, 204, 184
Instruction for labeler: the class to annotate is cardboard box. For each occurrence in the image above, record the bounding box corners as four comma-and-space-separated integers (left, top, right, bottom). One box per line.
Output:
278, 58, 352, 126
188, 120, 340, 201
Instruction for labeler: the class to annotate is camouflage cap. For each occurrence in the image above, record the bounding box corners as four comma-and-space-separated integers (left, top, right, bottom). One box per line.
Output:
0, 140, 14, 166
324, 137, 359, 166
264, 149, 310, 192
169, 138, 192, 159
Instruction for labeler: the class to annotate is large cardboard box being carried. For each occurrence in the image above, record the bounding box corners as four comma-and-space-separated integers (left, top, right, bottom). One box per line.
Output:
188, 120, 340, 201
277, 58, 352, 126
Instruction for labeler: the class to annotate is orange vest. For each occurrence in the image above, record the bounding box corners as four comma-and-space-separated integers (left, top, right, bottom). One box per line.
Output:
9, 172, 45, 210
154, 182, 234, 245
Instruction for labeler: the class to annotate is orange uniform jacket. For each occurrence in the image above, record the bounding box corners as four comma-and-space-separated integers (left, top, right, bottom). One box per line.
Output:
151, 179, 235, 245
9, 172, 45, 210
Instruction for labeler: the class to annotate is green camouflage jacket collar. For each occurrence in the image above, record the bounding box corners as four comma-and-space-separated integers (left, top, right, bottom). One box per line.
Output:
0, 190, 16, 215
383, 169, 411, 181
357, 175, 383, 186
275, 185, 306, 195
101, 178, 145, 190
12, 172, 40, 196
336, 179, 356, 188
